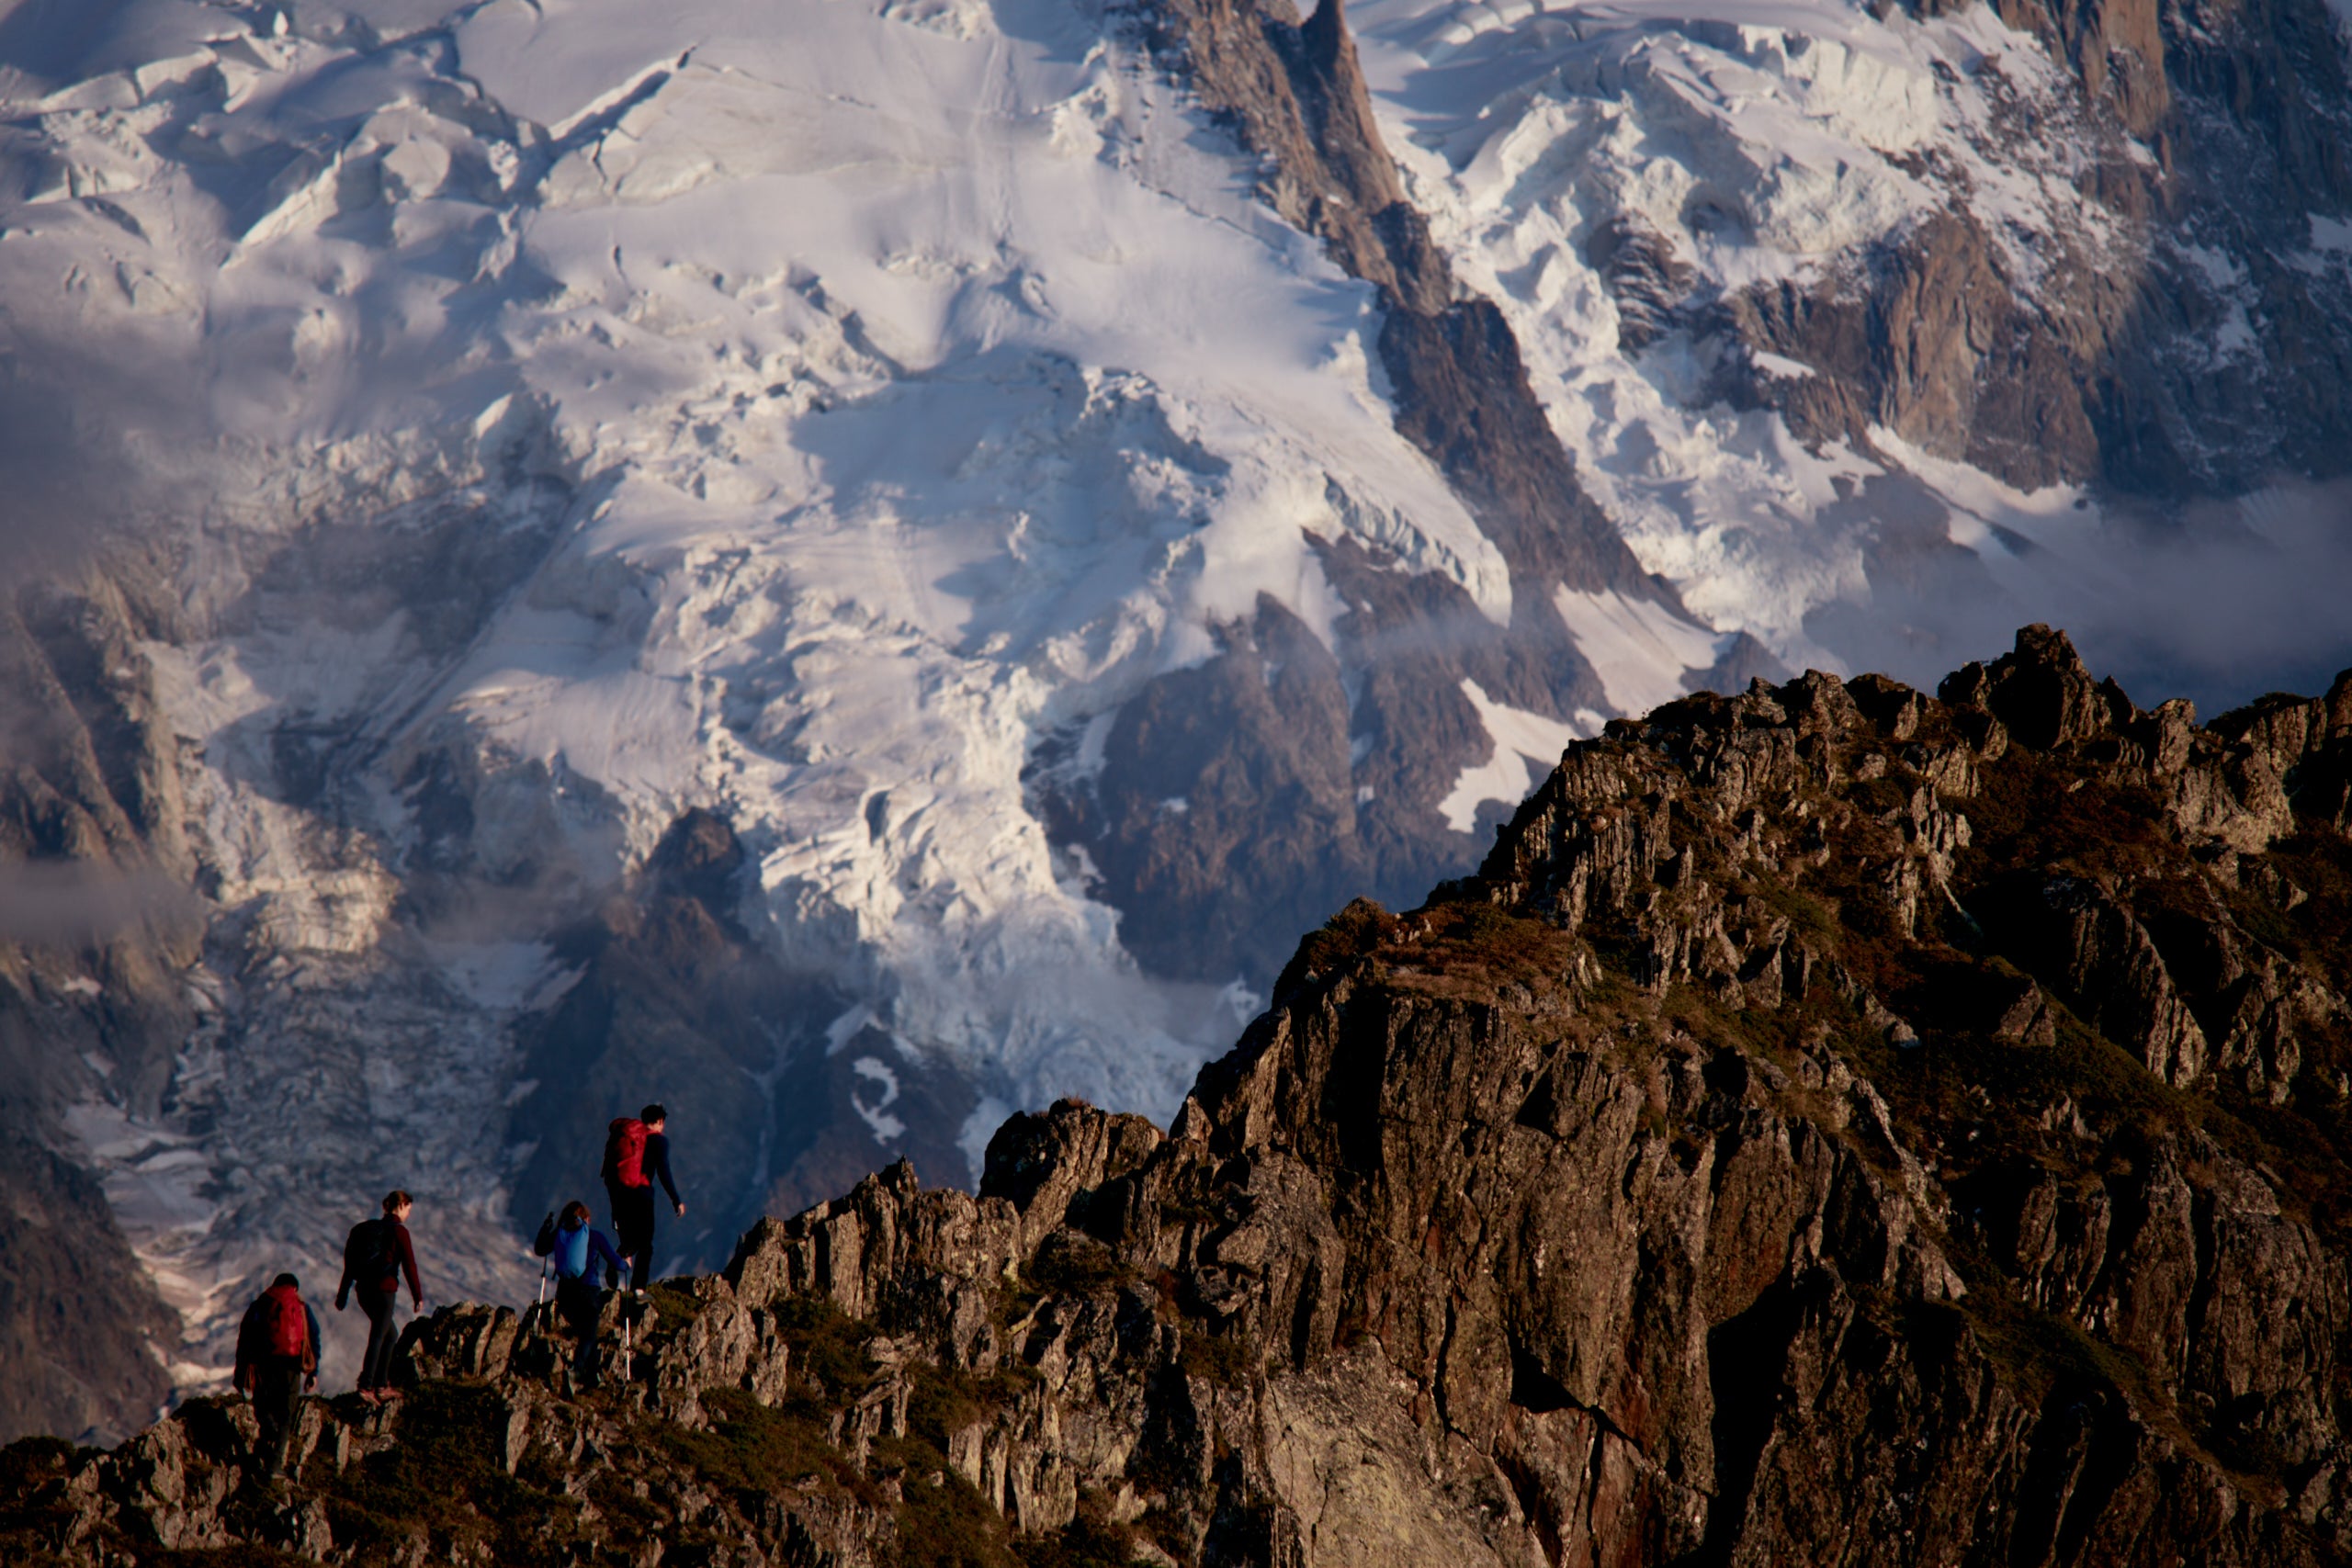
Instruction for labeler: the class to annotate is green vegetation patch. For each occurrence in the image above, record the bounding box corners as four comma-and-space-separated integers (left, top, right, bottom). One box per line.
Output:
1382, 901, 1585, 1005
644, 1278, 706, 1326
1025, 1230, 1126, 1298
655, 1384, 858, 1501
769, 1292, 879, 1401
868, 1434, 1021, 1568
1178, 1329, 1252, 1388
319, 1380, 584, 1566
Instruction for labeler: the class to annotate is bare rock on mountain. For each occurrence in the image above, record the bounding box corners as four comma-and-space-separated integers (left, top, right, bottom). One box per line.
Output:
0, 575, 198, 1444
1719, 0, 2352, 496
1041, 0, 1741, 989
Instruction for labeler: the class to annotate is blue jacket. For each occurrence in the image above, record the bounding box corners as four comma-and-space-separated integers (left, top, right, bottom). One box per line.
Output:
552, 1219, 628, 1287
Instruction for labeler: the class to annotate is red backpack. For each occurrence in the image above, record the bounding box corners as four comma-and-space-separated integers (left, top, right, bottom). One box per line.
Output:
262, 1283, 310, 1360
605, 1117, 649, 1189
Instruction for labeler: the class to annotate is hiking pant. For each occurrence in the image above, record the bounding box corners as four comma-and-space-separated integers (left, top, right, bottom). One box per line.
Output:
356, 1285, 401, 1393
608, 1183, 656, 1290
252, 1359, 305, 1478
556, 1276, 603, 1391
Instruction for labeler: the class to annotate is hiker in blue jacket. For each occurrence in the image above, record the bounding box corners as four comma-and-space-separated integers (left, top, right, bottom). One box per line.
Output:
538, 1201, 628, 1393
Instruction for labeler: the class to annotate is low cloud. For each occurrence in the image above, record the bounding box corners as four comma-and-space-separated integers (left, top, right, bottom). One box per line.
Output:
0, 862, 203, 947
1806, 477, 2352, 718
0, 327, 210, 594
2070, 482, 2352, 713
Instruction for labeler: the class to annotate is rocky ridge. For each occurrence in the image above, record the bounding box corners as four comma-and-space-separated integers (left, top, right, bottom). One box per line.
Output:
12, 626, 2352, 1564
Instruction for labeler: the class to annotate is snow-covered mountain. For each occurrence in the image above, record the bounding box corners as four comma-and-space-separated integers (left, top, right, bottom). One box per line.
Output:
0, 0, 2347, 1436
1346, 0, 2352, 688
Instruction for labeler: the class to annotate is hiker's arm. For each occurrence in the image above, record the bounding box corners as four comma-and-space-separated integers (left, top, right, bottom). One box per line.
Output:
650, 1135, 684, 1212
396, 1223, 423, 1307
592, 1231, 628, 1287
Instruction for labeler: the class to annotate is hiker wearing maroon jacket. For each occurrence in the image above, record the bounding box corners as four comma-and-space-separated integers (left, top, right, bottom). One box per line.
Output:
602, 1103, 685, 1292
337, 1190, 424, 1404
233, 1273, 320, 1482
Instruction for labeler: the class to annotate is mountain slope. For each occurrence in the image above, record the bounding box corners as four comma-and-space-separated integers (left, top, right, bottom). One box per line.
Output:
9, 627, 2352, 1563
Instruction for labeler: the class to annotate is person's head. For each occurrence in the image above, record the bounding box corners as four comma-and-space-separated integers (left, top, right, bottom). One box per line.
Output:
560, 1201, 591, 1227
640, 1102, 666, 1132
273, 1272, 300, 1292
383, 1189, 413, 1220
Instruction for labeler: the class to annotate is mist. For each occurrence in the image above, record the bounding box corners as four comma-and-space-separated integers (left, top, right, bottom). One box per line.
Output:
1804, 477, 2352, 718
0, 862, 201, 947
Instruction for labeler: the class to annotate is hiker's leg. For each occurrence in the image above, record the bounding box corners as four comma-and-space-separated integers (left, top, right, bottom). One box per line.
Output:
621, 1188, 655, 1288
357, 1286, 399, 1392
255, 1362, 302, 1477
608, 1191, 639, 1286
560, 1280, 601, 1389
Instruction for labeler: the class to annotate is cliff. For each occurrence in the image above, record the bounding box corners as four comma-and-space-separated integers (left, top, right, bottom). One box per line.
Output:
8, 625, 2352, 1566
0, 566, 204, 1442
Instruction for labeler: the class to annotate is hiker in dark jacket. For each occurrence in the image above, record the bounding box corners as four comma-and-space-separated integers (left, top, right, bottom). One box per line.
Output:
542, 1201, 628, 1393
337, 1189, 424, 1404
602, 1103, 685, 1292
233, 1273, 321, 1481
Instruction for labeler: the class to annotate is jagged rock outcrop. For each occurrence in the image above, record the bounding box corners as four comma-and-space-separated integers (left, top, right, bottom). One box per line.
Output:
13, 626, 2352, 1565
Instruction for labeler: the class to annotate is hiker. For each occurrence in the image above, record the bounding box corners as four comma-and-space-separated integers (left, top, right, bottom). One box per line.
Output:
337, 1189, 424, 1404
602, 1102, 685, 1292
233, 1272, 320, 1482
537, 1201, 628, 1393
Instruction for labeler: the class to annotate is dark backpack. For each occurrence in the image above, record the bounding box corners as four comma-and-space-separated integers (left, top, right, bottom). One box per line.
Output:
532, 1212, 559, 1258
604, 1118, 649, 1189
345, 1218, 397, 1291
262, 1285, 309, 1360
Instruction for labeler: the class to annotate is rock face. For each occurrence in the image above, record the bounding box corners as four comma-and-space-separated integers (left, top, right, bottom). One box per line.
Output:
506, 807, 981, 1230
0, 569, 199, 1443
13, 626, 2352, 1564
1723, 0, 2352, 496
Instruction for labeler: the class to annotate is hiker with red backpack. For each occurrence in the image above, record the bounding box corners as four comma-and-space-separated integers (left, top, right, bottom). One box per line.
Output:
337, 1190, 424, 1404
602, 1103, 685, 1292
233, 1273, 321, 1482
